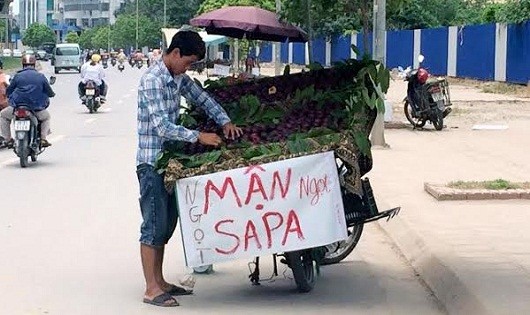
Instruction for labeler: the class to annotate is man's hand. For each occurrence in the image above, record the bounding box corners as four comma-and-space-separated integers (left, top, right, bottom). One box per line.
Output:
222, 122, 243, 140
198, 132, 222, 146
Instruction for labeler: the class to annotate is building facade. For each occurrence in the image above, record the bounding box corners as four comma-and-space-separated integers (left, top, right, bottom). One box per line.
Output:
18, 0, 56, 29
62, 0, 125, 28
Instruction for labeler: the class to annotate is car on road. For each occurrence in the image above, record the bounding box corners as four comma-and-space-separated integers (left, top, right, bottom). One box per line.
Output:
24, 49, 35, 57
53, 43, 82, 73
36, 50, 48, 60
2, 48, 11, 57
12, 49, 22, 57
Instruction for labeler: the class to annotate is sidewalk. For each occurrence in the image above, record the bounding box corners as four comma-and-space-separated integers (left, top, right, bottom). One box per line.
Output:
370, 81, 530, 314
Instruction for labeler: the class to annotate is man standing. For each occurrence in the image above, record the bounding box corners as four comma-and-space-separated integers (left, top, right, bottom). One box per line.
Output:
136, 30, 242, 307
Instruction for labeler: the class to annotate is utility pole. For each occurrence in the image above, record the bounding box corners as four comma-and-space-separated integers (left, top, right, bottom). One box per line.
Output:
163, 0, 167, 28
273, 0, 281, 75
370, 0, 388, 148
135, 0, 139, 50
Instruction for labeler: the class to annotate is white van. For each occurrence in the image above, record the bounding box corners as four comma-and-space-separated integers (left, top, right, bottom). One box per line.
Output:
53, 43, 82, 73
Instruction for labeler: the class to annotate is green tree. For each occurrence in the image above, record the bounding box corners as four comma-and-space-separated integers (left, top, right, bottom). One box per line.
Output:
79, 27, 98, 49
111, 14, 162, 49
65, 31, 79, 43
197, 0, 275, 14
496, 0, 530, 23
92, 26, 110, 49
116, 0, 204, 27
22, 23, 56, 48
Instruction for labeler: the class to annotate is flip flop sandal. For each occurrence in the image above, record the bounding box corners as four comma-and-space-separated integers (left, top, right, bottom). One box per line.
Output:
166, 284, 193, 296
143, 292, 179, 307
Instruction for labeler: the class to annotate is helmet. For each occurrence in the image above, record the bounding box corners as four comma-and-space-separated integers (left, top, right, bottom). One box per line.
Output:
21, 54, 36, 66
416, 68, 429, 84
91, 54, 101, 63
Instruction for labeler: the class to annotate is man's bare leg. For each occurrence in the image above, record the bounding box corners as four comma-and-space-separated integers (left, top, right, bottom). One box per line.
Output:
154, 246, 172, 289
141, 244, 176, 305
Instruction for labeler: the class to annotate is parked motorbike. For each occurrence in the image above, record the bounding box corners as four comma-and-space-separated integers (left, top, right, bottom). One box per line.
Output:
84, 80, 101, 114
110, 58, 116, 67
11, 76, 56, 167
398, 55, 452, 130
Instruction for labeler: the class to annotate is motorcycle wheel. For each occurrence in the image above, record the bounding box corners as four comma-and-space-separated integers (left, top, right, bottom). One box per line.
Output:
404, 100, 426, 128
87, 98, 94, 114
31, 152, 38, 162
18, 138, 29, 168
432, 109, 444, 131
286, 250, 316, 293
322, 224, 364, 265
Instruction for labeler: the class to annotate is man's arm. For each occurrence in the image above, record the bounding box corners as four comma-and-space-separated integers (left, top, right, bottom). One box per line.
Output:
6, 75, 16, 96
141, 77, 199, 142
180, 75, 231, 127
42, 76, 55, 97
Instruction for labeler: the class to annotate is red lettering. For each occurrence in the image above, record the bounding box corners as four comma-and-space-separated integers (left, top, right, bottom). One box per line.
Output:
262, 212, 284, 249
270, 168, 292, 200
214, 220, 240, 255
204, 177, 242, 214
244, 173, 268, 205
281, 210, 305, 245
299, 174, 331, 205
244, 220, 262, 251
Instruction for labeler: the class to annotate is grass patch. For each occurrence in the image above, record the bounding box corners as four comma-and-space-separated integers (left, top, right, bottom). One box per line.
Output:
481, 82, 522, 95
1, 57, 22, 73
448, 179, 530, 190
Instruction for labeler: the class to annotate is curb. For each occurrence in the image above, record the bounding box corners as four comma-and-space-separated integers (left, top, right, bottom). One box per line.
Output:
384, 121, 410, 129
424, 183, 530, 201
375, 198, 491, 315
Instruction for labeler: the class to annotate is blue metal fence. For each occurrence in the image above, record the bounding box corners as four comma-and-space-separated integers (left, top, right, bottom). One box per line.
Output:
506, 21, 530, 84
457, 24, 496, 80
387, 30, 414, 69
243, 20, 529, 83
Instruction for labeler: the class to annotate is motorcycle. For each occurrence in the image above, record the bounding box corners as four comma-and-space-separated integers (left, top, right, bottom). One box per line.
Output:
102, 58, 108, 69
118, 61, 125, 72
84, 80, 101, 114
11, 76, 56, 167
136, 59, 144, 69
398, 55, 452, 130
111, 58, 117, 67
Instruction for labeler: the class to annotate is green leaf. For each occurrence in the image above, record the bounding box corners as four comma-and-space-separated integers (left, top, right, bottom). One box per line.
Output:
354, 132, 371, 156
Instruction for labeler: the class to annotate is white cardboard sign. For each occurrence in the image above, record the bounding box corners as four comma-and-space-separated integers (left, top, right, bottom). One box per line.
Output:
175, 152, 347, 267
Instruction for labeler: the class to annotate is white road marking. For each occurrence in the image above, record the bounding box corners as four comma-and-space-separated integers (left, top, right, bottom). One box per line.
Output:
117, 100, 123, 104
130, 88, 136, 92
123, 94, 131, 98
101, 108, 112, 113
85, 118, 97, 124
0, 135, 65, 168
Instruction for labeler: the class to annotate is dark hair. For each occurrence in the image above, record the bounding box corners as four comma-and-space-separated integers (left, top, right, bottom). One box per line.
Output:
166, 31, 205, 60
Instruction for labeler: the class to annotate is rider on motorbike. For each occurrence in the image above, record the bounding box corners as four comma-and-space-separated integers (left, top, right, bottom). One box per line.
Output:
117, 49, 127, 63
0, 55, 55, 148
79, 53, 107, 103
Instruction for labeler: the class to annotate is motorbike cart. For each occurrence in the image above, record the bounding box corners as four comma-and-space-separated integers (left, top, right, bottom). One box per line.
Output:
158, 60, 400, 293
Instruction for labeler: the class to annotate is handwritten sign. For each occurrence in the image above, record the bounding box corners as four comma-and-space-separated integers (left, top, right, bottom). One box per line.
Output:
175, 152, 347, 267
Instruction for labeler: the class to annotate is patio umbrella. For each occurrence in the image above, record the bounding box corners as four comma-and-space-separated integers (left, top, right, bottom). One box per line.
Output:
190, 6, 308, 43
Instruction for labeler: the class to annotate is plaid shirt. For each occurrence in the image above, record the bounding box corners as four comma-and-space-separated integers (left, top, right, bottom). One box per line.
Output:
136, 60, 231, 166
